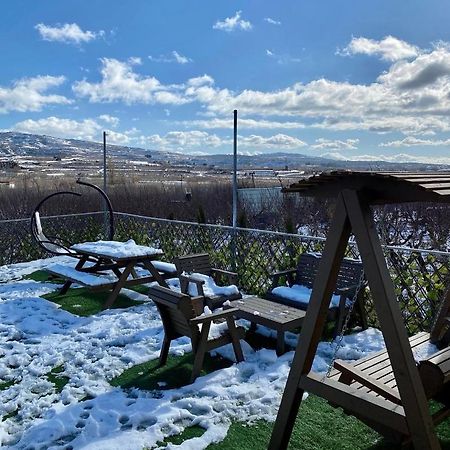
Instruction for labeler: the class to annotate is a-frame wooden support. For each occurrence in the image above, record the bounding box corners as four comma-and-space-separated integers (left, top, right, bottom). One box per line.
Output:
268, 190, 441, 450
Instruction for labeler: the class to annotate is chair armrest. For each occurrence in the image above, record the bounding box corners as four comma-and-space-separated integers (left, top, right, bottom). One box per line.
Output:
335, 284, 359, 296
179, 274, 205, 297
211, 268, 238, 284
269, 268, 296, 278
190, 307, 240, 324
269, 268, 296, 289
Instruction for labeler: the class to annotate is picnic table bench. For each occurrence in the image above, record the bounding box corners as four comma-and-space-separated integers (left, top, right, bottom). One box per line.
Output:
46, 240, 170, 309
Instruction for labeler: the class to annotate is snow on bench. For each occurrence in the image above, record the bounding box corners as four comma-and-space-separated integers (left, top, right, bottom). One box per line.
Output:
151, 260, 177, 276
46, 264, 114, 288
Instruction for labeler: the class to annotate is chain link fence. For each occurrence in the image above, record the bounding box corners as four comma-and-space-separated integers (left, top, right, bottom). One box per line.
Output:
0, 211, 448, 334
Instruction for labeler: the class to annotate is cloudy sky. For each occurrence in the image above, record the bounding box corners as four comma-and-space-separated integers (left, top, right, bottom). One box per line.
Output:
2, 1, 450, 163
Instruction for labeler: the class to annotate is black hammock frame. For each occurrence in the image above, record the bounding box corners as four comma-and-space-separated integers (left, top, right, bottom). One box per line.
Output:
30, 179, 115, 258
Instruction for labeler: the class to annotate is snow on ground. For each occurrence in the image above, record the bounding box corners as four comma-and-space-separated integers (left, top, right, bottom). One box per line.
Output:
0, 257, 437, 449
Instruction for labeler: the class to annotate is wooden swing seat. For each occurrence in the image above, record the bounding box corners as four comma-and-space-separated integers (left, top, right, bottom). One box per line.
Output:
330, 332, 450, 439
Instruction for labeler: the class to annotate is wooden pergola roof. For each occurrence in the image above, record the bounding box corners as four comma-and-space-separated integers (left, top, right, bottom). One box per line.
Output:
283, 171, 450, 204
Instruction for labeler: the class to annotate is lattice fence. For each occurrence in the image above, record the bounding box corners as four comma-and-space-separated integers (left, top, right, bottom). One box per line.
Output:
115, 213, 450, 334
0, 212, 106, 266
0, 211, 448, 333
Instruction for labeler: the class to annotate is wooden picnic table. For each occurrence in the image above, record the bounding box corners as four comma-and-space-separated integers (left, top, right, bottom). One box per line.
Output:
47, 240, 169, 309
228, 296, 306, 355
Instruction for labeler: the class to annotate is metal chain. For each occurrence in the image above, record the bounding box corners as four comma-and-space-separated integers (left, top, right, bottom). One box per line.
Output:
324, 269, 366, 379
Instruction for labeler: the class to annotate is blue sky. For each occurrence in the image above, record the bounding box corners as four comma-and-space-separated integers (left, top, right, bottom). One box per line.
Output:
2, 1, 450, 164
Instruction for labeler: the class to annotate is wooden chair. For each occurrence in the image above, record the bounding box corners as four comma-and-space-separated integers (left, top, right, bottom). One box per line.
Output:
175, 253, 242, 309
267, 252, 367, 337
148, 285, 245, 382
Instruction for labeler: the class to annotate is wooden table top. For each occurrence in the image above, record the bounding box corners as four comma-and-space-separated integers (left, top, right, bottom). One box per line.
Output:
230, 296, 306, 330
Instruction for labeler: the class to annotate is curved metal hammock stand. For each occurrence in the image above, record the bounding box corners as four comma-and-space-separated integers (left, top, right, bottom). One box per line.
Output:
31, 180, 115, 259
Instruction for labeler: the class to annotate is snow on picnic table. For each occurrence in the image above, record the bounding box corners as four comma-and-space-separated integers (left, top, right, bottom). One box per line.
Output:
71, 239, 163, 259
0, 256, 436, 449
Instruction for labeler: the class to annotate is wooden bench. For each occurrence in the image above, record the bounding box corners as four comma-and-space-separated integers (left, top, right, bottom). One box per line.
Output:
175, 253, 242, 309
148, 285, 245, 382
46, 264, 114, 288
267, 253, 367, 336
330, 332, 450, 438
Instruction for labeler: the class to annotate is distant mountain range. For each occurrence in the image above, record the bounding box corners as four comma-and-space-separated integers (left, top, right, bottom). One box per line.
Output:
0, 131, 448, 171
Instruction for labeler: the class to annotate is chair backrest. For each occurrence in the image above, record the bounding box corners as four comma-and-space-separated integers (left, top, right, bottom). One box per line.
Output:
296, 253, 363, 292
175, 253, 212, 276
31, 211, 72, 255
148, 286, 203, 338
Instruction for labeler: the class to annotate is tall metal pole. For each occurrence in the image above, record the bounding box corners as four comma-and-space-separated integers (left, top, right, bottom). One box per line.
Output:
103, 131, 107, 194
102, 131, 108, 238
231, 110, 238, 272
232, 110, 238, 228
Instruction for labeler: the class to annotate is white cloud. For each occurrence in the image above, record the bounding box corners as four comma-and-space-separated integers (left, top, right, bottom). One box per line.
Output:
71, 40, 450, 137
213, 11, 252, 32
379, 136, 450, 147
187, 75, 214, 87
239, 134, 306, 149
13, 117, 102, 141
98, 115, 120, 127
264, 17, 281, 26
143, 130, 224, 150
177, 118, 305, 130
311, 138, 359, 150
0, 75, 70, 113
184, 44, 450, 135
148, 51, 193, 64
377, 44, 450, 89
339, 36, 420, 61
323, 151, 450, 165
12, 116, 135, 144
128, 56, 142, 65
266, 49, 301, 64
35, 23, 104, 45
73, 58, 188, 105
140, 130, 306, 152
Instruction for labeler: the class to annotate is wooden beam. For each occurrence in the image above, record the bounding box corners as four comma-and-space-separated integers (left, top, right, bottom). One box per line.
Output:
268, 193, 352, 450
343, 189, 441, 450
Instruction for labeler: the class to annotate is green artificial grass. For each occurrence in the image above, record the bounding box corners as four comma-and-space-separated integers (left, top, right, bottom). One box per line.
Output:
112, 351, 450, 450
159, 425, 206, 447
111, 353, 232, 391
25, 269, 147, 316
43, 287, 143, 316
46, 365, 69, 393
0, 380, 16, 391
208, 401, 450, 450
25, 270, 64, 283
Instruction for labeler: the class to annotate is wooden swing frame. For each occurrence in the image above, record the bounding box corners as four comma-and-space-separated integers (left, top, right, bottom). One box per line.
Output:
268, 172, 450, 450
